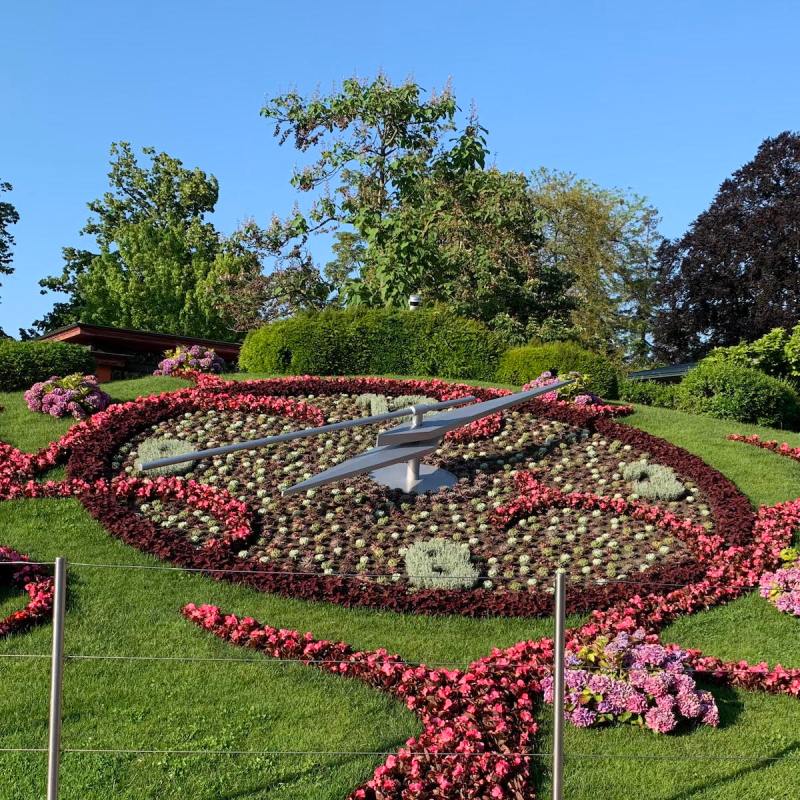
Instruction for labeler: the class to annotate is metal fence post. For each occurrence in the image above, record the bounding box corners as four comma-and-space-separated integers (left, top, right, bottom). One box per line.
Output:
552, 569, 566, 800
46, 557, 67, 800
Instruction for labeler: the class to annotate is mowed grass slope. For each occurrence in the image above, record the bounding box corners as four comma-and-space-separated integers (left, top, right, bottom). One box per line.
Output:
0, 379, 799, 798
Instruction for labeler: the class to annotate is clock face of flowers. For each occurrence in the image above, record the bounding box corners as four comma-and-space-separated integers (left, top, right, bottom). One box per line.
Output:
107, 386, 715, 616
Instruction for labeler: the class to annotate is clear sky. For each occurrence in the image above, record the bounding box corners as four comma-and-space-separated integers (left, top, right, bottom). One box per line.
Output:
2, 0, 799, 335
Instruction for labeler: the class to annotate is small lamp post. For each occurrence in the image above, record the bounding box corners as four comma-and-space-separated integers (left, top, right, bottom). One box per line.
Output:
408, 293, 422, 311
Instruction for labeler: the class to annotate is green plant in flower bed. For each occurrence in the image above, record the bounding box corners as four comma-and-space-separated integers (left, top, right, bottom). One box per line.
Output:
115, 392, 708, 605
355, 393, 435, 417
132, 436, 196, 477
622, 460, 686, 501
404, 538, 479, 589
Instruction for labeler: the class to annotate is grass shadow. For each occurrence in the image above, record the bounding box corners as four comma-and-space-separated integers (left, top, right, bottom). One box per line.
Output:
661, 739, 800, 800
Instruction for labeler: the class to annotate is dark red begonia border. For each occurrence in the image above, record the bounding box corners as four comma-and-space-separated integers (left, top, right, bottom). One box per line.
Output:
0, 547, 55, 639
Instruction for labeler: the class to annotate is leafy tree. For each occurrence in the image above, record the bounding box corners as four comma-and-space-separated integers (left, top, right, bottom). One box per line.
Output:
35, 143, 245, 339
346, 164, 573, 338
213, 224, 332, 332
529, 169, 661, 359
249, 75, 573, 336
653, 131, 800, 361
0, 179, 20, 316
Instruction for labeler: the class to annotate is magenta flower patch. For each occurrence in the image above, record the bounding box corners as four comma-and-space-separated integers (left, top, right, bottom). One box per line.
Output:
154, 344, 225, 376
541, 629, 719, 733
24, 373, 110, 419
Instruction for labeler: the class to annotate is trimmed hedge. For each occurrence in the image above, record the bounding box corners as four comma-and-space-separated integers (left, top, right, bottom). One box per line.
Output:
0, 340, 95, 392
676, 361, 800, 428
239, 307, 505, 381
495, 341, 619, 399
618, 378, 679, 409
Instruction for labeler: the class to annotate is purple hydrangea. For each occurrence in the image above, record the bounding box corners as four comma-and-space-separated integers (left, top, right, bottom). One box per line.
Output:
759, 564, 800, 617
153, 345, 225, 376
24, 374, 111, 420
521, 371, 603, 405
541, 628, 720, 734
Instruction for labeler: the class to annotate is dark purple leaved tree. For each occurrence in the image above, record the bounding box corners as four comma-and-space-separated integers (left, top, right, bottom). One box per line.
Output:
653, 132, 800, 361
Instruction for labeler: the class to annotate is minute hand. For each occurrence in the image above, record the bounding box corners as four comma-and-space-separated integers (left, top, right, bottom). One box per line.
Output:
374, 379, 574, 447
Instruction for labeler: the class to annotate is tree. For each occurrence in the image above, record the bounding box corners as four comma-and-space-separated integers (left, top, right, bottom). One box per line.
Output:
653, 131, 800, 361
0, 180, 20, 302
344, 164, 574, 339
35, 143, 246, 339
529, 169, 661, 359
213, 224, 332, 332
248, 75, 574, 337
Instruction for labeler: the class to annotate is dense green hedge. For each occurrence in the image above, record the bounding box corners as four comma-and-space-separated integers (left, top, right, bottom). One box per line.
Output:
676, 361, 800, 428
618, 378, 679, 409
495, 341, 619, 398
0, 340, 95, 391
239, 308, 505, 381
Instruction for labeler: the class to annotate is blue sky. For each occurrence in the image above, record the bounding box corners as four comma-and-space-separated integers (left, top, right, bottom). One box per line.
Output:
2, 0, 799, 334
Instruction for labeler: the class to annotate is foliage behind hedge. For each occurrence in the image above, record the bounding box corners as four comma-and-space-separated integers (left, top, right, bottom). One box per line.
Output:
676, 361, 800, 428
239, 308, 505, 381
0, 341, 95, 391
495, 341, 619, 398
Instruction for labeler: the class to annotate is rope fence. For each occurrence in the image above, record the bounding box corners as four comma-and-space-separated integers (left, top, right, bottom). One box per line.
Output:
7, 557, 698, 591
1, 747, 797, 762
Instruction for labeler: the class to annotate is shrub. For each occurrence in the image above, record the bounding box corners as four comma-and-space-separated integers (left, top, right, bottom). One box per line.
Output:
239, 307, 504, 381
404, 539, 479, 590
496, 341, 619, 398
133, 437, 195, 477
0, 340, 94, 392
760, 566, 800, 616
618, 379, 679, 409
704, 327, 790, 379
785, 323, 800, 380
676, 361, 800, 428
154, 345, 225, 376
24, 374, 110, 419
622, 461, 686, 501
541, 628, 719, 732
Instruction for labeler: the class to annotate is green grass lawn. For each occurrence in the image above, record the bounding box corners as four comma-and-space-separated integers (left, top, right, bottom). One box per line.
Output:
1, 379, 799, 798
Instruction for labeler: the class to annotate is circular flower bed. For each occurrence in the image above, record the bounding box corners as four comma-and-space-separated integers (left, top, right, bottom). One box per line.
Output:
0, 546, 55, 638
0, 373, 757, 618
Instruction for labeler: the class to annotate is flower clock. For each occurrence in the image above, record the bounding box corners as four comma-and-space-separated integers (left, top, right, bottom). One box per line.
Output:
2, 373, 800, 798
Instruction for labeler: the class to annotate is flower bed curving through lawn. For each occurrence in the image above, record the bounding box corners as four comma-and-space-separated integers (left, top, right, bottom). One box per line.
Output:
0, 377, 799, 799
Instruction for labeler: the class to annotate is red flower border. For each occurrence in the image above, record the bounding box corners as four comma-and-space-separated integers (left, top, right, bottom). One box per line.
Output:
181, 494, 800, 799
183, 601, 553, 800
0, 546, 55, 639
728, 432, 800, 463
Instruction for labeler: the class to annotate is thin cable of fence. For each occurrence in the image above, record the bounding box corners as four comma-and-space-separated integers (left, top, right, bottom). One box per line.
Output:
0, 746, 796, 763
66, 560, 700, 590
0, 652, 734, 676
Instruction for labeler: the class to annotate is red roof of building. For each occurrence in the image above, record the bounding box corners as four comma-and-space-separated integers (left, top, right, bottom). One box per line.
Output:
38, 322, 241, 361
